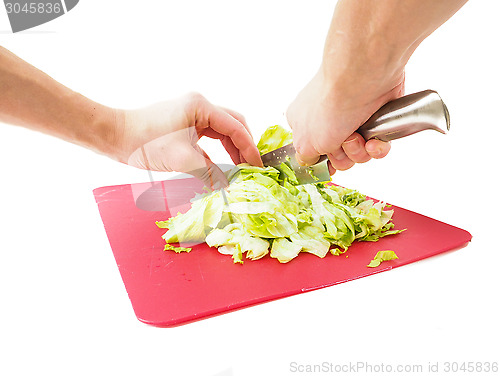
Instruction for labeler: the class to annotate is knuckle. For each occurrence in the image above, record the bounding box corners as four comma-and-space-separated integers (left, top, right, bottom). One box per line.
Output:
184, 91, 205, 102
230, 110, 245, 123
182, 92, 207, 110
235, 113, 246, 125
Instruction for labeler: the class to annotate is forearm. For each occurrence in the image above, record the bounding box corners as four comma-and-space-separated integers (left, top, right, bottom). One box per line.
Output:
321, 0, 468, 100
0, 47, 121, 157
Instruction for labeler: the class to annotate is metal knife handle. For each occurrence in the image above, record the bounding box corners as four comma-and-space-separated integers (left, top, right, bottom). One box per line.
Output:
357, 90, 450, 142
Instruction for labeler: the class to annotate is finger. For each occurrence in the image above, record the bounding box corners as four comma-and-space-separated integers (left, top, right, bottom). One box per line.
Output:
327, 149, 355, 171
295, 152, 320, 166
200, 127, 243, 165
293, 141, 321, 166
341, 133, 371, 164
327, 160, 337, 177
205, 105, 263, 167
220, 108, 255, 163
192, 143, 211, 161
187, 144, 229, 189
365, 139, 391, 159
217, 107, 253, 138
221, 137, 243, 164
190, 163, 229, 190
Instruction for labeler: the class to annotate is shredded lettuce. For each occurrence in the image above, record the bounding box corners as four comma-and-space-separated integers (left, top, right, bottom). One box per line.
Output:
157, 125, 404, 263
256, 124, 293, 155
164, 244, 192, 253
271, 238, 302, 263
367, 250, 399, 268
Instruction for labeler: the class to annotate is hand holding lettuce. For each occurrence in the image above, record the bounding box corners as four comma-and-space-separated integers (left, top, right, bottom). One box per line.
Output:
156, 125, 404, 263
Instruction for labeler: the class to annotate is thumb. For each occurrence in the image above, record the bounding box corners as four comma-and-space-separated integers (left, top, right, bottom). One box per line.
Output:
185, 144, 229, 190
293, 141, 321, 166
295, 152, 321, 166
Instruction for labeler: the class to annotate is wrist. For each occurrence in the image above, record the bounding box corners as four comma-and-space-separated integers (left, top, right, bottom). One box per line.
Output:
66, 92, 125, 161
94, 106, 126, 162
320, 36, 407, 104
320, 5, 412, 106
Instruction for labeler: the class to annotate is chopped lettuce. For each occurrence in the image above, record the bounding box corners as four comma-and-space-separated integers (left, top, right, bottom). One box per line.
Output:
164, 244, 192, 253
206, 223, 270, 261
156, 125, 404, 263
367, 250, 399, 268
160, 190, 226, 244
279, 162, 299, 185
289, 225, 330, 258
271, 238, 302, 263
256, 124, 293, 155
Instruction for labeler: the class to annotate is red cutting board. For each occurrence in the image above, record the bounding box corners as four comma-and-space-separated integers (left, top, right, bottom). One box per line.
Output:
93, 178, 471, 327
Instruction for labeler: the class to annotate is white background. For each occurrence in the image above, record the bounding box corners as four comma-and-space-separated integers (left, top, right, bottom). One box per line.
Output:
1, 1, 499, 375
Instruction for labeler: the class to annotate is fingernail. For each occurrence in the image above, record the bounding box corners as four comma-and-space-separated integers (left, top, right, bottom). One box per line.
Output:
295, 154, 307, 166
366, 141, 390, 158
367, 144, 383, 157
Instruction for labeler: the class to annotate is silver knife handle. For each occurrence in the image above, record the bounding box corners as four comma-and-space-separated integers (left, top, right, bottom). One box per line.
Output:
357, 90, 450, 142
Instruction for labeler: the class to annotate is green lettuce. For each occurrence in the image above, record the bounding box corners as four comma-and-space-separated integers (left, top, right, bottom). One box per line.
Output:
206, 224, 270, 263
270, 238, 302, 263
367, 250, 399, 268
256, 124, 293, 155
158, 190, 227, 244
164, 244, 192, 253
156, 125, 404, 263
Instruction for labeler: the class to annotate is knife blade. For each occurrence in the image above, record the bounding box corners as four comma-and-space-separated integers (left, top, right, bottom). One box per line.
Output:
260, 143, 330, 185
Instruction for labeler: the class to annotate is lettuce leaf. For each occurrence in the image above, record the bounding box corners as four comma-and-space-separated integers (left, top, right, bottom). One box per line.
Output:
161, 190, 225, 243
256, 124, 293, 155
206, 224, 270, 261
271, 237, 302, 263
164, 244, 192, 253
367, 250, 399, 268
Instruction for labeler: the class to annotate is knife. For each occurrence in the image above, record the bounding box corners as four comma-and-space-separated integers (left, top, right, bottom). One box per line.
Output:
261, 90, 450, 185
